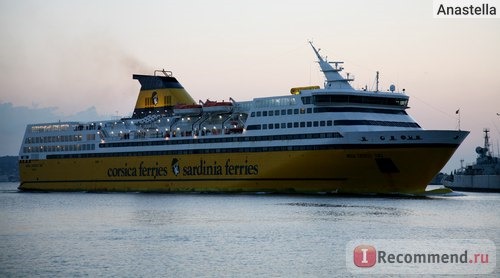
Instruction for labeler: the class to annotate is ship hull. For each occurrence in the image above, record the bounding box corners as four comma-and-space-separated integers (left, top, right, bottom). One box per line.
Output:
444, 175, 500, 192
19, 144, 459, 194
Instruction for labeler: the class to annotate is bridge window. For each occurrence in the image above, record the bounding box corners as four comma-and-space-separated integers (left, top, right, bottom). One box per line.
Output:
312, 94, 408, 107
301, 96, 312, 104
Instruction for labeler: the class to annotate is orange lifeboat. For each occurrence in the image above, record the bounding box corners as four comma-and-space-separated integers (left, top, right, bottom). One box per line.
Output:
173, 104, 203, 115
202, 99, 233, 113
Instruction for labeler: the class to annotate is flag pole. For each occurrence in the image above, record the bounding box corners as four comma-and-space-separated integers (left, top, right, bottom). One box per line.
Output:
456, 109, 461, 130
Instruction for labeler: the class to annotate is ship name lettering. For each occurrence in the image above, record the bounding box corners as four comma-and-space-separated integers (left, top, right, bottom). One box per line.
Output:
139, 161, 168, 178
182, 159, 259, 176
107, 162, 168, 178
107, 164, 137, 177
225, 159, 258, 175
183, 160, 223, 176
380, 134, 422, 141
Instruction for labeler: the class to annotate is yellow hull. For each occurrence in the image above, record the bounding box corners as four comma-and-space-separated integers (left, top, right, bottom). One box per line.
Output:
19, 146, 457, 194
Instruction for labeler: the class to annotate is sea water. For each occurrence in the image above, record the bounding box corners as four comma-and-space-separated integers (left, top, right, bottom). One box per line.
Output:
0, 182, 498, 277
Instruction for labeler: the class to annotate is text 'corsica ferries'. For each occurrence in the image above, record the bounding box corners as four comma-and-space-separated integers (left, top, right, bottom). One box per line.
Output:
18, 43, 469, 194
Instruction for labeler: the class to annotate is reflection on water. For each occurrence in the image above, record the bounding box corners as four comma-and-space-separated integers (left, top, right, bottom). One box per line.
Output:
0, 183, 499, 277
281, 202, 412, 217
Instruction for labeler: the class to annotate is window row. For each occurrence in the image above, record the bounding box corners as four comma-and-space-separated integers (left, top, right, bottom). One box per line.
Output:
251, 108, 308, 117
334, 120, 420, 128
247, 120, 420, 130
254, 97, 297, 108
250, 107, 407, 118
48, 143, 342, 159
30, 124, 71, 133
25, 134, 84, 144
23, 144, 96, 153
99, 132, 343, 148
304, 94, 408, 107
247, 120, 333, 130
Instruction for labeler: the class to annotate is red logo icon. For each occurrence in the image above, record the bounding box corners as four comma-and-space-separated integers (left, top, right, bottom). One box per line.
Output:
353, 245, 376, 267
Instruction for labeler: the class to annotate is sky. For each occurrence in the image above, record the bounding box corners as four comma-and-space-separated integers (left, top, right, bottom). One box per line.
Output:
0, 0, 499, 173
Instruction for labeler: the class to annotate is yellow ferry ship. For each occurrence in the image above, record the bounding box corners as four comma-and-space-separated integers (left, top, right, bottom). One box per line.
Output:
18, 43, 469, 194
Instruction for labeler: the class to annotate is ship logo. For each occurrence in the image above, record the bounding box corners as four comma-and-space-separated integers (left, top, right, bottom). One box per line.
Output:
152, 91, 159, 106
171, 158, 180, 176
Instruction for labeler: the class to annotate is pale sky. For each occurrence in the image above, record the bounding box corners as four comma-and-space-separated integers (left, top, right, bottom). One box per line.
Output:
1, 0, 499, 173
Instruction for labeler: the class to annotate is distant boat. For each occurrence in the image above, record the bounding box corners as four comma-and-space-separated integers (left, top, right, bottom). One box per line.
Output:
444, 128, 500, 192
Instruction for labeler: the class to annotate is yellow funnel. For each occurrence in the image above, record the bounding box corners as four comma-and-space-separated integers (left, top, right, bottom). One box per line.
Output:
132, 70, 195, 118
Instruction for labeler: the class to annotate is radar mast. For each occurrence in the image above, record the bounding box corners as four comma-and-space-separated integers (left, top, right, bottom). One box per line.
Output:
309, 41, 354, 90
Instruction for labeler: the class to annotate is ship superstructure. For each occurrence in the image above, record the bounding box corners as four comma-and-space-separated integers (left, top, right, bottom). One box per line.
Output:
18, 43, 469, 194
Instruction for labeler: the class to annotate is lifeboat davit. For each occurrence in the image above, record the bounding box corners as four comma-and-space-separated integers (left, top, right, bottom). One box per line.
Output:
173, 104, 203, 115
202, 99, 233, 113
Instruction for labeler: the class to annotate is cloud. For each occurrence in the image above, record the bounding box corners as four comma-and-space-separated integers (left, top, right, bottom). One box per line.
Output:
0, 102, 104, 155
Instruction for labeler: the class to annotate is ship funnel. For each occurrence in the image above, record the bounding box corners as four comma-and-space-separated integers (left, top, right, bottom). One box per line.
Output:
132, 70, 195, 118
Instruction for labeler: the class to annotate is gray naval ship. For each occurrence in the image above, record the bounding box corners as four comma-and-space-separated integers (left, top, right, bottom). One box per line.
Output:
444, 128, 500, 192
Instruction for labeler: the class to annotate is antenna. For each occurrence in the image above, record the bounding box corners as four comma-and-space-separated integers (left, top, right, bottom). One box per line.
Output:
484, 128, 491, 155
375, 71, 379, 92
308, 41, 324, 63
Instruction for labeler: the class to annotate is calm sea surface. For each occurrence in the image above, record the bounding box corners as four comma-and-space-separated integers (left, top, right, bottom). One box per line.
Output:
0, 182, 498, 277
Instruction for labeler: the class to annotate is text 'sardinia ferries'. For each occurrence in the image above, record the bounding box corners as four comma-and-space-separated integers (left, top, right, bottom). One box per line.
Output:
18, 43, 469, 194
